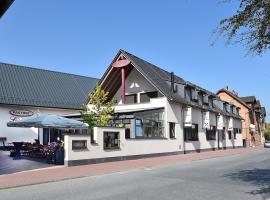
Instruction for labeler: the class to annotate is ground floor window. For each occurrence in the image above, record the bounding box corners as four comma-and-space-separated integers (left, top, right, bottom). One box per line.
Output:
135, 109, 164, 138
184, 124, 198, 141
228, 131, 232, 140
206, 125, 216, 140
42, 128, 63, 145
169, 122, 176, 139
104, 132, 120, 150
72, 140, 87, 150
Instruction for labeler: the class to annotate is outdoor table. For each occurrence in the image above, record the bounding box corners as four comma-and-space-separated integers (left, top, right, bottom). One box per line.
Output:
12, 142, 24, 160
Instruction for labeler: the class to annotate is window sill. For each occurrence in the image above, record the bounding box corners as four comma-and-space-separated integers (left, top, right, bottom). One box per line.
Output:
104, 147, 121, 151
129, 137, 168, 140
72, 148, 89, 152
184, 140, 199, 142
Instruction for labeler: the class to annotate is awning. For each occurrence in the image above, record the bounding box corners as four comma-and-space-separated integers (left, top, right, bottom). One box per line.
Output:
7, 114, 88, 129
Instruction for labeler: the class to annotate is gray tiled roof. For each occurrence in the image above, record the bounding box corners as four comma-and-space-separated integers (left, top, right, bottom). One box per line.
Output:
240, 96, 256, 104
0, 62, 99, 110
119, 50, 241, 119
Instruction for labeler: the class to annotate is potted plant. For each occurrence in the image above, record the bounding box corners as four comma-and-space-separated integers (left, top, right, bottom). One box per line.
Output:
43, 142, 58, 164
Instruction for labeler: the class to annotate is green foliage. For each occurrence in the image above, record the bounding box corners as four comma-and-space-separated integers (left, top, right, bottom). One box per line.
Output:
81, 85, 114, 127
215, 0, 270, 55
265, 123, 270, 141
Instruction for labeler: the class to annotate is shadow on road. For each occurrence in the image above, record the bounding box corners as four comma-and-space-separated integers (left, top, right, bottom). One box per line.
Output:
224, 168, 270, 199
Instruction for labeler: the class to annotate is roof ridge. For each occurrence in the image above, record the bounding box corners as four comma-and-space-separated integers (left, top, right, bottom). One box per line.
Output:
217, 89, 250, 109
0, 62, 100, 80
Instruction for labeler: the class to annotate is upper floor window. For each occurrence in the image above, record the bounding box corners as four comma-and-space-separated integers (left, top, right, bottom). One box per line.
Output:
126, 94, 137, 104
185, 87, 191, 100
203, 95, 209, 105
191, 89, 198, 101
140, 91, 158, 103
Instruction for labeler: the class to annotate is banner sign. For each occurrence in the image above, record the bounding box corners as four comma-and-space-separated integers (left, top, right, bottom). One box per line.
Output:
184, 107, 192, 127
249, 124, 255, 132
217, 115, 224, 130
228, 117, 233, 131
203, 111, 210, 129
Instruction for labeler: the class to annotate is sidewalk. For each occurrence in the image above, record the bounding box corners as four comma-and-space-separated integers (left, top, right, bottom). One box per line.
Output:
0, 146, 263, 189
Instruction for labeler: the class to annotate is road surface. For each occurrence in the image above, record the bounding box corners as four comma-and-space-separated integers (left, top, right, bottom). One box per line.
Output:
0, 148, 270, 200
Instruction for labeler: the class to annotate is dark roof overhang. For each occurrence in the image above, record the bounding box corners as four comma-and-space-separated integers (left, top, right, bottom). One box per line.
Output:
0, 0, 14, 18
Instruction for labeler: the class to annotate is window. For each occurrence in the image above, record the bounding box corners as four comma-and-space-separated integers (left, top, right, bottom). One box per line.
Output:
236, 108, 240, 115
185, 88, 191, 100
72, 140, 87, 150
125, 128, 130, 139
203, 95, 209, 104
184, 124, 198, 141
126, 94, 137, 104
104, 132, 120, 150
169, 122, 176, 138
191, 89, 198, 101
238, 128, 242, 133
135, 109, 165, 138
206, 125, 216, 140
230, 106, 234, 113
140, 91, 158, 103
228, 131, 232, 140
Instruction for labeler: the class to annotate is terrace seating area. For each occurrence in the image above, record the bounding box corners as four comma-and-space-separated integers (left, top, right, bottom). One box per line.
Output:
0, 150, 53, 175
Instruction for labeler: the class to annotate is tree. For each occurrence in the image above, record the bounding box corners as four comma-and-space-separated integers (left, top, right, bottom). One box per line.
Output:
81, 85, 114, 127
265, 123, 270, 141
215, 0, 270, 55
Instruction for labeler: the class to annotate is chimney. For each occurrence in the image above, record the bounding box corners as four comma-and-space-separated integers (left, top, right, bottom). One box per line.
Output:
171, 72, 175, 92
232, 90, 238, 96
224, 85, 228, 90
170, 72, 177, 93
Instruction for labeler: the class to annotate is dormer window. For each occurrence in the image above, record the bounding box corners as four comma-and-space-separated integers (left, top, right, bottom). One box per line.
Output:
236, 108, 240, 115
230, 105, 234, 113
226, 104, 231, 112
191, 89, 198, 101
223, 103, 229, 112
209, 97, 214, 108
203, 95, 209, 105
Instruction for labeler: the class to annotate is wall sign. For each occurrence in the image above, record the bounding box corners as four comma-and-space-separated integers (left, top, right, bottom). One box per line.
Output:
203, 111, 210, 129
184, 107, 192, 127
217, 115, 224, 130
9, 109, 34, 121
228, 117, 233, 131
9, 109, 34, 117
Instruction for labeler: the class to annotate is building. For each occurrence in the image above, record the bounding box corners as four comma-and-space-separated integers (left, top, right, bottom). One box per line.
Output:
0, 62, 98, 147
217, 87, 266, 146
64, 50, 243, 166
240, 96, 266, 144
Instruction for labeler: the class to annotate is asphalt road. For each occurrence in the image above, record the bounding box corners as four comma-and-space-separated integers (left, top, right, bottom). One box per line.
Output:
1, 149, 270, 200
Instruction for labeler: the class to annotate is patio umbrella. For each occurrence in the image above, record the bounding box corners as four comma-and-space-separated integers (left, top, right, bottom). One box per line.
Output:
7, 114, 88, 129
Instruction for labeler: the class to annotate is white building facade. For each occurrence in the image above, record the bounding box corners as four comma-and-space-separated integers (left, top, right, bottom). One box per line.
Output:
64, 50, 243, 166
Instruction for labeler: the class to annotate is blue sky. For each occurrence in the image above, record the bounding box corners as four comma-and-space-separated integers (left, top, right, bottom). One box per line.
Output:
0, 0, 269, 121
